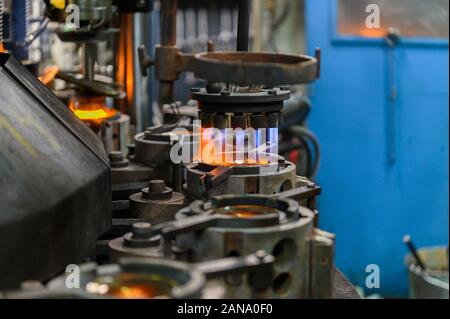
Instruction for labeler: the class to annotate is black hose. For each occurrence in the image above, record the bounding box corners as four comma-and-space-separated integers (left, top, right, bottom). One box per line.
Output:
237, 0, 251, 51
289, 126, 321, 180
279, 137, 311, 178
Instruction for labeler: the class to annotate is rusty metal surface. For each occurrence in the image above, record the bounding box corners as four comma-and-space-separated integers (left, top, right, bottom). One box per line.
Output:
0, 53, 111, 289
193, 51, 320, 86
158, 0, 179, 104
144, 0, 320, 105
151, 49, 320, 91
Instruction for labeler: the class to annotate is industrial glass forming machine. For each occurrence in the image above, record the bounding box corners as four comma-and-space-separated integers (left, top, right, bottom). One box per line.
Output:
0, 0, 359, 299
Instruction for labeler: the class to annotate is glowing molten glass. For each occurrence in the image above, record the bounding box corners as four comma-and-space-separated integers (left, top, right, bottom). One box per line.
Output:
215, 205, 278, 219
69, 95, 117, 123
85, 273, 176, 299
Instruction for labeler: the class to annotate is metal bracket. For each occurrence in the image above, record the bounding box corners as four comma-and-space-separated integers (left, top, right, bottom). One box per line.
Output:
309, 229, 336, 298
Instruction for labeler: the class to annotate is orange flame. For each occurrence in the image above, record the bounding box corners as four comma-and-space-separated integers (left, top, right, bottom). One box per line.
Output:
38, 66, 60, 85
199, 127, 270, 166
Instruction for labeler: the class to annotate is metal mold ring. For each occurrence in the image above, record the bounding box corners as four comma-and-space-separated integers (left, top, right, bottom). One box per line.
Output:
193, 52, 319, 86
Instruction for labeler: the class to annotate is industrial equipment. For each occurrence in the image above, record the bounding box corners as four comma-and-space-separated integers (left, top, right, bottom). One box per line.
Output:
0, 0, 362, 300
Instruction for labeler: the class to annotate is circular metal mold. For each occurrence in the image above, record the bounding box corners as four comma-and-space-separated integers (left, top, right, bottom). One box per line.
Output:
47, 258, 205, 299
193, 88, 289, 114
186, 160, 297, 200
134, 128, 200, 166
134, 132, 172, 166
176, 196, 301, 229
193, 52, 319, 86
192, 88, 290, 104
172, 197, 317, 298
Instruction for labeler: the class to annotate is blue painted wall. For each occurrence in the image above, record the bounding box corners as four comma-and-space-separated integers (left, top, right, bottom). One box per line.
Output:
305, 0, 449, 296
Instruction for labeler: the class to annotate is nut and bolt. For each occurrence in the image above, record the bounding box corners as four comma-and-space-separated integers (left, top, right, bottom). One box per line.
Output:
122, 222, 161, 248
149, 180, 167, 193
108, 151, 129, 168
131, 222, 153, 239
142, 179, 173, 200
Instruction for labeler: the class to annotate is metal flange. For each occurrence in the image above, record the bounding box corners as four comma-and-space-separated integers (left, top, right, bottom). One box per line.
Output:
192, 50, 321, 86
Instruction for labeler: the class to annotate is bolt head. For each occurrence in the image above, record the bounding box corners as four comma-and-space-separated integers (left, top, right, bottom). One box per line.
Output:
148, 180, 167, 193
108, 151, 123, 163
131, 222, 153, 239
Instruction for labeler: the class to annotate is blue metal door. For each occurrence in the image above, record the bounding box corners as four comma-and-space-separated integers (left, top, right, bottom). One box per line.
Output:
305, 0, 449, 296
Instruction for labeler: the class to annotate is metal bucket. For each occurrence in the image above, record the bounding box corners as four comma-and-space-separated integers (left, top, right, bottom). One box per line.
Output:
405, 246, 449, 299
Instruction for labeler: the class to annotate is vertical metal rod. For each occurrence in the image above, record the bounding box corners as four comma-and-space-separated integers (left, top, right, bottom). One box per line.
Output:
237, 0, 251, 52
159, 0, 178, 106
83, 42, 96, 81
173, 163, 182, 192
161, 0, 177, 46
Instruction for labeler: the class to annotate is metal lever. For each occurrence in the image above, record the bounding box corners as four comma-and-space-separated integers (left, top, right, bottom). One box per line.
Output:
194, 250, 274, 291
205, 166, 234, 187
161, 214, 218, 239
55, 72, 123, 98
138, 45, 155, 77
160, 214, 217, 258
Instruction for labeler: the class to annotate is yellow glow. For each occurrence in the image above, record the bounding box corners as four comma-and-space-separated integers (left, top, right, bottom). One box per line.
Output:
69, 95, 117, 123
50, 0, 65, 9
71, 108, 112, 120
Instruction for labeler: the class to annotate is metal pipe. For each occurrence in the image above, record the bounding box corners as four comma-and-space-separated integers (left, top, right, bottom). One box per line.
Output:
159, 0, 178, 106
237, 0, 251, 51
83, 42, 96, 81
160, 0, 177, 46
